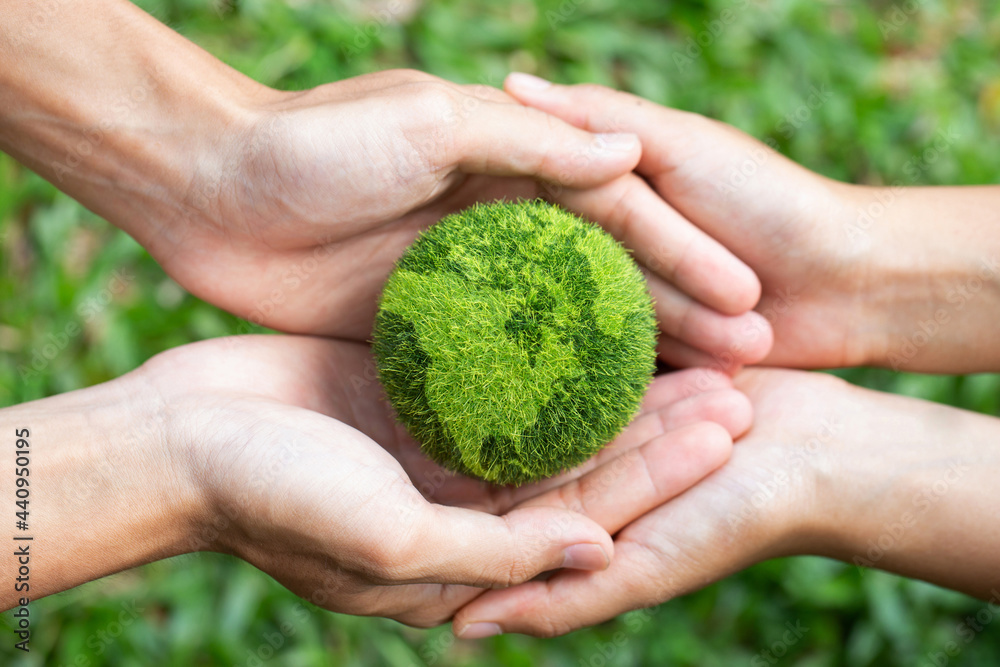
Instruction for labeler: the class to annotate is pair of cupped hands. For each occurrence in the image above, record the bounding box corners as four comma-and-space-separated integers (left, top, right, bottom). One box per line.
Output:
114, 70, 920, 637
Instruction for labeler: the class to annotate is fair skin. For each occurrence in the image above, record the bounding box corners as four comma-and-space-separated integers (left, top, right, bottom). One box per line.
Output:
455, 367, 1000, 637
0, 335, 751, 621
447, 77, 1000, 638
1, 0, 764, 624
5, 0, 999, 639
503, 73, 1000, 373
0, 0, 769, 364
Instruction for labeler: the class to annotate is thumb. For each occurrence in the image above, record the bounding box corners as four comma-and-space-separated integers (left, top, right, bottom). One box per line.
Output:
383, 503, 613, 588
446, 94, 641, 189
503, 73, 714, 177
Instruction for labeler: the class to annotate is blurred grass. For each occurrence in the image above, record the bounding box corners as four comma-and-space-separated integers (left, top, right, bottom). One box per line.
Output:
3, 0, 1000, 665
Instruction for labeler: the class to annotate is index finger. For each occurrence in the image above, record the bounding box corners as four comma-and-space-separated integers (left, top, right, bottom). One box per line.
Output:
554, 173, 761, 316
510, 421, 733, 535
452, 422, 735, 639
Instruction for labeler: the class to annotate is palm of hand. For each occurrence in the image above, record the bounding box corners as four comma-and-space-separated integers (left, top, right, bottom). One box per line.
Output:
453, 368, 857, 636
138, 335, 479, 625
137, 334, 747, 628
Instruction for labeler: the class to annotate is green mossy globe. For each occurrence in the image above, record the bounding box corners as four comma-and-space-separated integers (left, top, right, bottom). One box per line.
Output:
372, 200, 657, 486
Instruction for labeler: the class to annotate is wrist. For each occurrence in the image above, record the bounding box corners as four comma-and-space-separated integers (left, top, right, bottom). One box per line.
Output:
0, 371, 203, 608
840, 184, 1000, 372
783, 382, 1000, 597
828, 183, 918, 368
766, 378, 896, 566
81, 7, 274, 258
114, 368, 211, 557
0, 0, 271, 256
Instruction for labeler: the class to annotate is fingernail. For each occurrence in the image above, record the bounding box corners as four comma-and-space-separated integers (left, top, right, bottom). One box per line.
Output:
561, 543, 610, 570
594, 132, 639, 152
507, 72, 552, 91
456, 622, 503, 640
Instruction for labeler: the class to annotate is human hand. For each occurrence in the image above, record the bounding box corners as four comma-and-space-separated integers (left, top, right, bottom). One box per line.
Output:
503, 75, 889, 371
137, 67, 767, 359
136, 69, 652, 340
7, 334, 752, 623
131, 334, 621, 626
393, 365, 753, 525
453, 368, 1000, 636
1, 0, 768, 365
158, 337, 748, 627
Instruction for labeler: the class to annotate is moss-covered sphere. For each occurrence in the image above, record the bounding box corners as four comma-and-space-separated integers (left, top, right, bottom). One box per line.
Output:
372, 200, 657, 485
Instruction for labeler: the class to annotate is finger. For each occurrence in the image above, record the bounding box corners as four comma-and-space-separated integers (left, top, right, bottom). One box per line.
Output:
446, 98, 641, 189
407, 371, 744, 513
594, 389, 752, 461
318, 68, 442, 101
643, 389, 753, 440
460, 82, 517, 104
459, 371, 738, 512
453, 538, 678, 638
656, 336, 744, 375
506, 387, 751, 507
453, 428, 739, 638
327, 72, 639, 190
513, 421, 731, 533
647, 272, 773, 364
335, 581, 485, 629
374, 503, 614, 588
453, 436, 778, 639
639, 367, 734, 413
555, 174, 761, 315
504, 73, 708, 177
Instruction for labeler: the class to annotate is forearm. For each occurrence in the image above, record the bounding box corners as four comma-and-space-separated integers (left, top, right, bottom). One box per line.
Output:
0, 0, 264, 255
0, 374, 200, 610
848, 185, 1000, 372
806, 386, 1000, 598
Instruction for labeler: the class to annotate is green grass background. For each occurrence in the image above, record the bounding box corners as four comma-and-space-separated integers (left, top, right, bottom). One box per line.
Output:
2, 0, 1000, 664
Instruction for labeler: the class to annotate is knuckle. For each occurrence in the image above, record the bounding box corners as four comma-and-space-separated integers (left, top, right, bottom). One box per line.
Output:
477, 561, 520, 590
532, 616, 575, 638
497, 514, 531, 587
500, 557, 534, 587
386, 67, 437, 84
555, 478, 585, 515
576, 82, 609, 97
400, 83, 462, 166
414, 80, 462, 117
394, 606, 453, 629
361, 537, 419, 582
523, 112, 561, 175
466, 514, 532, 588
465, 83, 508, 102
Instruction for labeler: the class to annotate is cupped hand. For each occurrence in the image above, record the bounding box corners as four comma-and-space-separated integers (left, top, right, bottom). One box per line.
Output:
130, 68, 766, 368
136, 335, 750, 628
452, 369, 865, 637
139, 69, 640, 340
505, 75, 878, 370
454, 364, 1000, 636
